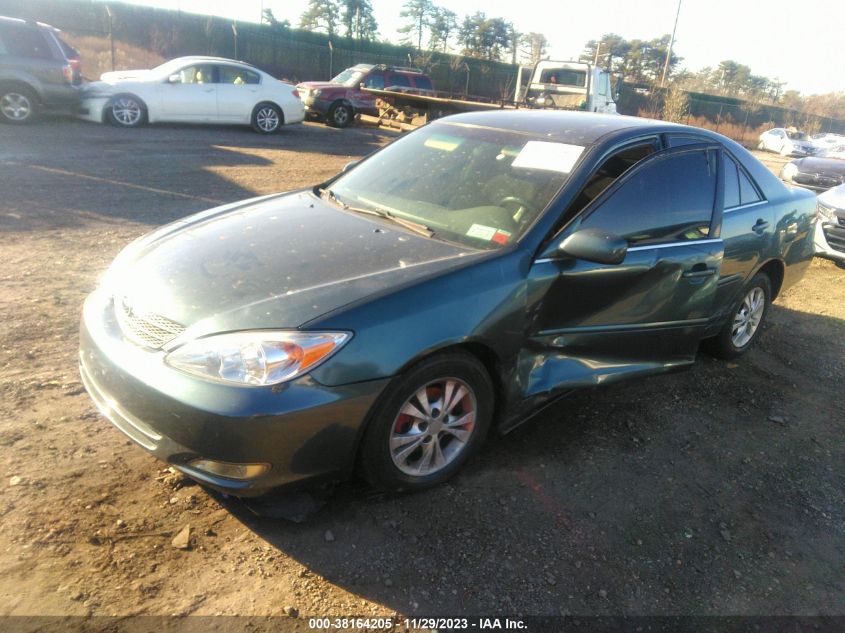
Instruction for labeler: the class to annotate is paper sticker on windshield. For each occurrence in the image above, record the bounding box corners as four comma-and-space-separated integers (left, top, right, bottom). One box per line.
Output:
467, 224, 497, 241
424, 134, 462, 152
512, 141, 584, 173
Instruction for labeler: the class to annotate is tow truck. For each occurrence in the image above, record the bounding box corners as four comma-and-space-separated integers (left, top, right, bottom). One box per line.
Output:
361, 59, 618, 130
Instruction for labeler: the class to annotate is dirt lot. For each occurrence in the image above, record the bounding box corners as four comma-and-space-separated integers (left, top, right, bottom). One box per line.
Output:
1, 118, 844, 622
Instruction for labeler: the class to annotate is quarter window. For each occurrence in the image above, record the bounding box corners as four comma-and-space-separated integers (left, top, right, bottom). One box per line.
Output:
738, 168, 762, 205
581, 149, 717, 246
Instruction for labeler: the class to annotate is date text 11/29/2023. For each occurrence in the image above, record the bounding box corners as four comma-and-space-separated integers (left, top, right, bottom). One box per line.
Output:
306, 617, 527, 630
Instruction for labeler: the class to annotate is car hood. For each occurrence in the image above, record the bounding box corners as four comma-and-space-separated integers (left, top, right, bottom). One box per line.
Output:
793, 156, 845, 174
100, 69, 152, 82
108, 191, 480, 338
296, 81, 345, 91
818, 183, 845, 209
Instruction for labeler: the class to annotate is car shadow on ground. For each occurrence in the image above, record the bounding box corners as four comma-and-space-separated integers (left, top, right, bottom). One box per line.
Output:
214, 303, 845, 616
0, 117, 396, 233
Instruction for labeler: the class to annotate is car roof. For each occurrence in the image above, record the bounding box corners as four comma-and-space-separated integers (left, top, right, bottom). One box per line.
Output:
0, 15, 57, 30
168, 56, 261, 70
437, 110, 684, 146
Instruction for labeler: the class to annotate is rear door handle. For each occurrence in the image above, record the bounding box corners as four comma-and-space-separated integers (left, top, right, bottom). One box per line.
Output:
682, 263, 717, 279
752, 219, 770, 234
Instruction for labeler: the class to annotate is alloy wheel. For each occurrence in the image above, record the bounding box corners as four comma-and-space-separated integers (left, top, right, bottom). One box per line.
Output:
389, 378, 477, 476
110, 98, 142, 126
1, 92, 32, 121
731, 287, 765, 348
332, 106, 350, 126
255, 106, 280, 132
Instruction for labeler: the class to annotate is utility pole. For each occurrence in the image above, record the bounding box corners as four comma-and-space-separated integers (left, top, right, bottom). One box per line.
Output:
105, 4, 115, 71
661, 0, 682, 87
593, 41, 603, 66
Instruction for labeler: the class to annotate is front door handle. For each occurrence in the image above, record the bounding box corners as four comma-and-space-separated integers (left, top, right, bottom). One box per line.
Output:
682, 263, 717, 279
752, 219, 770, 234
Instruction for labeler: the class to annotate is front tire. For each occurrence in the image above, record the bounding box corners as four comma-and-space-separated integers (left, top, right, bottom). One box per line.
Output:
360, 351, 494, 492
251, 102, 283, 134
707, 272, 771, 359
105, 95, 146, 128
0, 86, 38, 124
327, 101, 352, 128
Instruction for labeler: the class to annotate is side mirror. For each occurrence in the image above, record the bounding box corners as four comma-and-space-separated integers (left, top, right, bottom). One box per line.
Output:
558, 228, 627, 265
342, 160, 359, 173
168, 74, 181, 84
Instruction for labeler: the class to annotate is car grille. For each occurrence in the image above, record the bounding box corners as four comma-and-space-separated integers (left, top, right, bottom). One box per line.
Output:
822, 225, 845, 253
794, 172, 843, 189
114, 296, 185, 349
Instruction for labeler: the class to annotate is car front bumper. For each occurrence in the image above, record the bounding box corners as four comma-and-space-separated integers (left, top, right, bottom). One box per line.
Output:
79, 290, 388, 496
814, 218, 845, 262
78, 96, 108, 123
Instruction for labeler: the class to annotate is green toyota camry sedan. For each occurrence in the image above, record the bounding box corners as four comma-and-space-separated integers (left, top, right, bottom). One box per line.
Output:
80, 110, 817, 496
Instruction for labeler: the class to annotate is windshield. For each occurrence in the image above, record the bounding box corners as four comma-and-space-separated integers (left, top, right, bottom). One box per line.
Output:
328, 122, 582, 249
331, 68, 366, 86
151, 59, 193, 78
787, 130, 809, 140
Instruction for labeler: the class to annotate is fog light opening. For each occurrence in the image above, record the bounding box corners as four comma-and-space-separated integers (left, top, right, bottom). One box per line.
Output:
187, 459, 270, 481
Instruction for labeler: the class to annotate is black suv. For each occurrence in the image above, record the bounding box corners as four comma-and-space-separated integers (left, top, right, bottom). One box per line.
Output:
0, 16, 82, 123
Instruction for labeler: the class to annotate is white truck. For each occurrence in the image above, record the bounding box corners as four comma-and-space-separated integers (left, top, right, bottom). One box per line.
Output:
360, 59, 619, 130
515, 60, 618, 114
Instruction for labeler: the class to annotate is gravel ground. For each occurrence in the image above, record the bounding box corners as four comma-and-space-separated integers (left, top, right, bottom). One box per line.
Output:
0, 117, 843, 621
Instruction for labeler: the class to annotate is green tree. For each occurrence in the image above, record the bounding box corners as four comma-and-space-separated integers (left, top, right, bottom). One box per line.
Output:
580, 33, 630, 74
458, 12, 511, 61
341, 0, 378, 40
520, 32, 548, 66
299, 0, 340, 37
261, 8, 290, 29
428, 7, 457, 53
399, 0, 436, 50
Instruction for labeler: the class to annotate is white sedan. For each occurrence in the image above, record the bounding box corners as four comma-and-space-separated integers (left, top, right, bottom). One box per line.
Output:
757, 128, 816, 156
81, 56, 305, 133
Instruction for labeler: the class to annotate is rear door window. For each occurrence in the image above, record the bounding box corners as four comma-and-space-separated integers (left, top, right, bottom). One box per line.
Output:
723, 154, 741, 209
387, 74, 411, 88
414, 76, 433, 91
361, 73, 384, 89
218, 66, 260, 85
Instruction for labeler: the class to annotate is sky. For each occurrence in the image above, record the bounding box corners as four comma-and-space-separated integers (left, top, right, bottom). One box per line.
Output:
111, 0, 843, 95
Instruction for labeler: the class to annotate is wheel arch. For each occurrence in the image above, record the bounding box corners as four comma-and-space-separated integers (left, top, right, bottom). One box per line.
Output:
345, 339, 507, 477
105, 92, 149, 124
252, 100, 285, 122
756, 258, 785, 300
0, 79, 42, 103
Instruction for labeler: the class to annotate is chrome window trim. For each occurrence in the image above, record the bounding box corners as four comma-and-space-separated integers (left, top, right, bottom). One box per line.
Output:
534, 238, 723, 264
723, 200, 767, 214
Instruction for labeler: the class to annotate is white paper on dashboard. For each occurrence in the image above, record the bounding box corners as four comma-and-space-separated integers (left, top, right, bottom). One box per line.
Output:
512, 141, 584, 173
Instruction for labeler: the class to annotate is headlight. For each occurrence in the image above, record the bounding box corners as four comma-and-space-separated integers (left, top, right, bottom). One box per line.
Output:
781, 163, 798, 180
165, 331, 351, 386
817, 202, 837, 221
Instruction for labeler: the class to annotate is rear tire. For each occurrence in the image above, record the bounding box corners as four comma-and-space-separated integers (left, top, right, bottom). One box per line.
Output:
327, 101, 352, 128
0, 86, 38, 124
105, 94, 146, 128
251, 102, 283, 134
706, 272, 771, 359
360, 351, 493, 492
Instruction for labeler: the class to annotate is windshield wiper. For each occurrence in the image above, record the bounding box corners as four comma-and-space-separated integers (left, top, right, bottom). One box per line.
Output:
320, 189, 434, 238
318, 187, 347, 209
